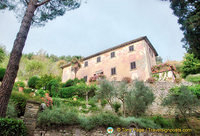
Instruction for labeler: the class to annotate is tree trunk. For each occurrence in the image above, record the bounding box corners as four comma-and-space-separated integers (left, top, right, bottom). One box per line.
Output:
86, 91, 88, 106
122, 100, 125, 117
0, 0, 38, 117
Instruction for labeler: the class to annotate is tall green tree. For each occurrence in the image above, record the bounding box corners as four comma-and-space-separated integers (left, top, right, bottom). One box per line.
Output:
166, 0, 200, 59
0, 0, 81, 117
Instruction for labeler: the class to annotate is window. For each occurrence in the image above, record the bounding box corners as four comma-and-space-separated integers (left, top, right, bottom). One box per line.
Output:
129, 45, 134, 52
83, 76, 87, 82
130, 61, 136, 70
111, 67, 116, 75
111, 52, 115, 58
97, 56, 101, 63
84, 61, 88, 67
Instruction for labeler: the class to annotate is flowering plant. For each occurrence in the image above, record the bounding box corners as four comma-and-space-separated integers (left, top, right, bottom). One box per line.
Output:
151, 63, 176, 73
89, 73, 105, 82
41, 96, 53, 107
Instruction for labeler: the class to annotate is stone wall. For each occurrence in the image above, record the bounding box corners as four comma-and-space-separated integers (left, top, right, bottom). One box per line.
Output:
146, 81, 193, 115
34, 126, 173, 136
24, 100, 41, 136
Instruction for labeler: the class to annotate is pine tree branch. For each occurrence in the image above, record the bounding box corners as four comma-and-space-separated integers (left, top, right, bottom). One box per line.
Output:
36, 0, 50, 7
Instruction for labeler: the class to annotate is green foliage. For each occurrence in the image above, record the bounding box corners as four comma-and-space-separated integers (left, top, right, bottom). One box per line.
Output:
35, 89, 46, 97
100, 99, 108, 108
169, 0, 200, 59
25, 60, 44, 77
0, 118, 27, 136
125, 80, 155, 117
122, 117, 160, 129
0, 46, 6, 63
15, 81, 25, 88
10, 91, 42, 117
96, 79, 115, 106
6, 100, 17, 118
37, 105, 79, 127
59, 82, 90, 98
188, 84, 200, 99
0, 67, 6, 81
186, 74, 200, 83
88, 98, 97, 108
62, 78, 85, 87
151, 116, 173, 128
37, 74, 54, 89
79, 112, 122, 130
46, 79, 60, 97
170, 85, 200, 99
23, 88, 34, 94
28, 76, 41, 89
162, 86, 200, 119
112, 102, 121, 113
181, 53, 200, 78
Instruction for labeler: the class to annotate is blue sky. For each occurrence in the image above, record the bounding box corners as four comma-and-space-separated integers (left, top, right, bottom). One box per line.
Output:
0, 0, 185, 61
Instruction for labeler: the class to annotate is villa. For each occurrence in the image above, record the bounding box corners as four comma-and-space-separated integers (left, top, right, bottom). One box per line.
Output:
61, 36, 158, 82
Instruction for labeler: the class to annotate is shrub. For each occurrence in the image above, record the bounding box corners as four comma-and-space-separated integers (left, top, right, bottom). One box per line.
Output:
15, 81, 25, 88
62, 78, 85, 88
123, 117, 160, 129
0, 67, 6, 81
151, 116, 173, 128
35, 89, 46, 97
37, 105, 79, 127
101, 99, 108, 108
162, 86, 200, 130
146, 77, 155, 84
186, 74, 200, 83
59, 87, 77, 98
28, 76, 40, 89
125, 80, 155, 117
6, 100, 17, 118
59, 84, 87, 98
79, 112, 122, 130
188, 84, 200, 99
37, 74, 54, 89
0, 118, 27, 136
112, 102, 121, 113
23, 88, 34, 94
10, 92, 28, 117
88, 98, 97, 107
46, 79, 60, 97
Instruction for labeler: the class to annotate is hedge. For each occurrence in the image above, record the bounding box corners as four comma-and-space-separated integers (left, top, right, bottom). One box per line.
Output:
0, 118, 27, 136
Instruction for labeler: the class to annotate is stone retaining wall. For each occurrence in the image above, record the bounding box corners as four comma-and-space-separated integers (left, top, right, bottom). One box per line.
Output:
34, 126, 175, 136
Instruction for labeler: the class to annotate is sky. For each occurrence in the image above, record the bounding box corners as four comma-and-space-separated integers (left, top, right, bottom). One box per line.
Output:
0, 0, 186, 61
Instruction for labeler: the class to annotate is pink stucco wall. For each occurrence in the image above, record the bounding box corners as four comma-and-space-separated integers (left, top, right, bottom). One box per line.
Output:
62, 39, 157, 82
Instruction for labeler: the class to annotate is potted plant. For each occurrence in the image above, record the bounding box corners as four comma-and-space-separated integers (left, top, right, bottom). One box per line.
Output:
72, 95, 78, 101
15, 81, 25, 92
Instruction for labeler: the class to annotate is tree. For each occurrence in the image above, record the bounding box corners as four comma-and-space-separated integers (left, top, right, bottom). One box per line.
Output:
115, 81, 129, 117
162, 86, 200, 136
96, 79, 115, 109
166, 0, 200, 59
0, 0, 81, 117
125, 80, 155, 117
0, 46, 6, 63
71, 56, 83, 78
181, 53, 200, 78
